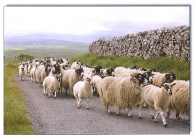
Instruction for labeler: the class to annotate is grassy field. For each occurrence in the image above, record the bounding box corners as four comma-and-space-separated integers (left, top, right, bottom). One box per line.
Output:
4, 44, 89, 61
71, 53, 190, 80
4, 62, 34, 134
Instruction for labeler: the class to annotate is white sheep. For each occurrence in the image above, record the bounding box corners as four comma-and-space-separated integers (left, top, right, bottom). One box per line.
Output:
166, 80, 190, 123
61, 68, 84, 95
139, 82, 176, 127
43, 73, 61, 98
35, 63, 51, 85
152, 72, 176, 87
97, 73, 149, 117
19, 62, 27, 81
91, 75, 103, 97
73, 77, 93, 109
27, 63, 33, 76
30, 64, 38, 82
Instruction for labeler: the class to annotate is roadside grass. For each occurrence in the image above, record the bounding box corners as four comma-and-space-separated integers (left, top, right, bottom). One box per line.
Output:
4, 61, 34, 134
70, 53, 190, 80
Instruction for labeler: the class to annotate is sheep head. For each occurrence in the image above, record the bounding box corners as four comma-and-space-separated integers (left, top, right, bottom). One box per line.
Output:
143, 71, 154, 84
75, 68, 84, 77
161, 82, 176, 95
164, 72, 176, 83
131, 73, 145, 85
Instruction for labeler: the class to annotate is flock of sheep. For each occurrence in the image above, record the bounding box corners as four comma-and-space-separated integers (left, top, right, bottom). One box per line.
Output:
18, 57, 190, 127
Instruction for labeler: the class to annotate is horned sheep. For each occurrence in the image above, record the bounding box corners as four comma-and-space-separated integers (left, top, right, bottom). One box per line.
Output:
97, 73, 151, 117
139, 82, 176, 127
166, 80, 190, 123
73, 77, 94, 109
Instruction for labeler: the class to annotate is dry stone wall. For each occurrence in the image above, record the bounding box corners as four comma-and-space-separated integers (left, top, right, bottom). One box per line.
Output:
89, 25, 190, 60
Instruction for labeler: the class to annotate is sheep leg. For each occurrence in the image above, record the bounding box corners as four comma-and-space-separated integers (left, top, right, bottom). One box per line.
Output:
49, 90, 51, 98
75, 97, 80, 108
78, 97, 82, 108
107, 105, 110, 113
176, 110, 180, 120
159, 111, 167, 127
86, 99, 89, 109
128, 108, 132, 117
54, 90, 57, 98
149, 106, 155, 119
139, 102, 144, 119
166, 108, 171, 119
43, 88, 46, 95
154, 112, 159, 123
116, 107, 120, 115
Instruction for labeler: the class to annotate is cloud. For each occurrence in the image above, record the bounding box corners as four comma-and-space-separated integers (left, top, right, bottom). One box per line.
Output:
4, 6, 190, 37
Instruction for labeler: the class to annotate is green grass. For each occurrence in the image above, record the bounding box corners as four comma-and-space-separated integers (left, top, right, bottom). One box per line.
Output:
4, 61, 34, 134
71, 53, 190, 80
4, 44, 89, 61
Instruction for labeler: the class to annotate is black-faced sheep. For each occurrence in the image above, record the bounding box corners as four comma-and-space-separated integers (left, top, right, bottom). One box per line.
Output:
97, 73, 150, 117
73, 77, 93, 109
61, 68, 84, 95
35, 63, 51, 85
166, 80, 190, 123
43, 73, 61, 98
152, 72, 176, 87
139, 82, 176, 127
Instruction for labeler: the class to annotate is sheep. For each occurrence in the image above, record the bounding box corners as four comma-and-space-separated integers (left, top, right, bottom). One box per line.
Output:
35, 63, 51, 85
152, 72, 176, 87
73, 77, 93, 109
43, 73, 61, 98
91, 75, 103, 97
19, 62, 27, 81
139, 82, 176, 127
27, 63, 33, 76
30, 64, 39, 82
61, 68, 84, 95
97, 73, 150, 117
166, 80, 190, 123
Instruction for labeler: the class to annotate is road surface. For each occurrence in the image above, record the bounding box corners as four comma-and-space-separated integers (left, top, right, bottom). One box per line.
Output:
16, 74, 190, 135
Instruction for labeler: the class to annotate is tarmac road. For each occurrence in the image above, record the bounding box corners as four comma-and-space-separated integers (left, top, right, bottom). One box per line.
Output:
16, 74, 190, 135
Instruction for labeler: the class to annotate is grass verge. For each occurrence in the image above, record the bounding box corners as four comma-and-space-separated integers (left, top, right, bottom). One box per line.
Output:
4, 61, 34, 134
71, 53, 190, 80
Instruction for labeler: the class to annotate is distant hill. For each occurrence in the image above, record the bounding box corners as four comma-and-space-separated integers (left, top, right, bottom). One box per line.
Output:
4, 33, 113, 46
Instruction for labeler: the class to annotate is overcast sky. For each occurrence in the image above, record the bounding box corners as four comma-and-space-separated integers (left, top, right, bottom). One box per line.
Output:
4, 6, 190, 37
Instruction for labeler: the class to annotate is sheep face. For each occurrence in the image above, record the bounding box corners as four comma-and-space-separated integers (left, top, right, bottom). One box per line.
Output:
94, 66, 103, 75
165, 72, 176, 83
86, 77, 93, 85
75, 68, 84, 77
54, 73, 61, 82
143, 71, 154, 84
52, 64, 61, 74
133, 73, 145, 85
162, 83, 176, 95
106, 68, 115, 76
